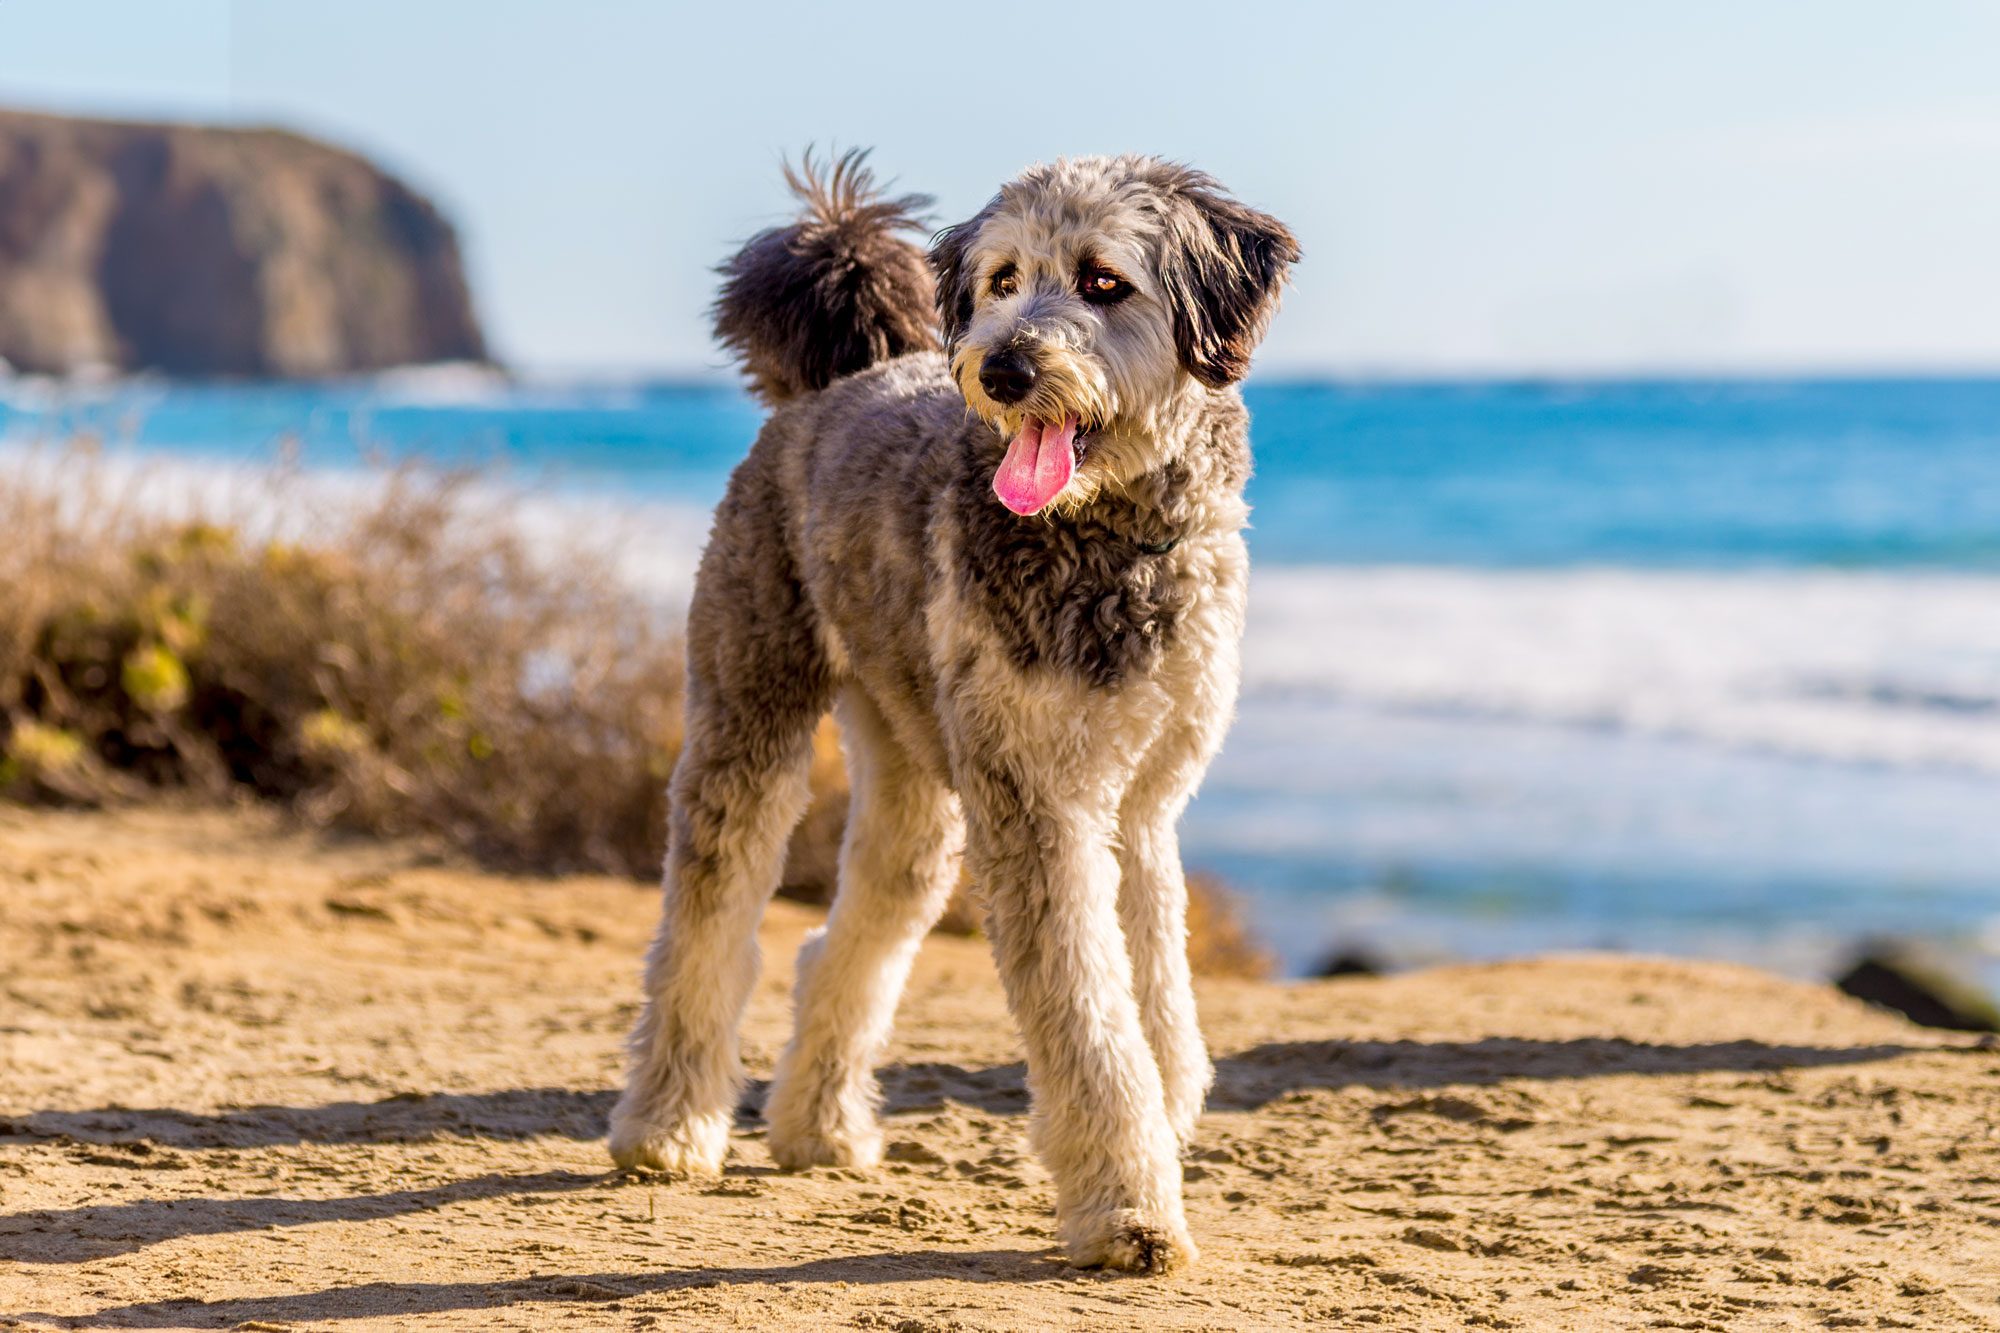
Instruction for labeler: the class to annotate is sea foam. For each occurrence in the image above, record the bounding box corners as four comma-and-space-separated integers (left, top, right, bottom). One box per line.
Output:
1245, 566, 2000, 775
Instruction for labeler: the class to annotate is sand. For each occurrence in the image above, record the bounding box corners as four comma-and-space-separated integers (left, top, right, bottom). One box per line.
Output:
2, 805, 1997, 1331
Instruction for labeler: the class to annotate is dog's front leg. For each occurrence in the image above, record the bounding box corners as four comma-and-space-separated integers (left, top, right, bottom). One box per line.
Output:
961, 765, 1194, 1275
1116, 716, 1230, 1149
1116, 816, 1211, 1149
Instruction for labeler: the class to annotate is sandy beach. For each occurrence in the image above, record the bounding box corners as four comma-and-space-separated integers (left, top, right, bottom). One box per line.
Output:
2, 804, 1996, 1331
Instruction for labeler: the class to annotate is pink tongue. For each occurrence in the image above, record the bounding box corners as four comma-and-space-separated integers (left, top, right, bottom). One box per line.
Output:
993, 414, 1078, 515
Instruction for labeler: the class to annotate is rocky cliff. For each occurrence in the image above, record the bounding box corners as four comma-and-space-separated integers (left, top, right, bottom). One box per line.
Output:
0, 108, 487, 377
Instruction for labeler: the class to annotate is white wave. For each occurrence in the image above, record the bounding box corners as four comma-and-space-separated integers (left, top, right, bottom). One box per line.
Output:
611, 539, 2000, 782
0, 444, 713, 609
361, 361, 515, 407
358, 366, 656, 412
0, 370, 133, 414
1245, 566, 2000, 774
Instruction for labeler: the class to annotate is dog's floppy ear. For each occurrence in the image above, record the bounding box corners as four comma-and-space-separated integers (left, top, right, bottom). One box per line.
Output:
928, 208, 989, 350
1158, 175, 1299, 388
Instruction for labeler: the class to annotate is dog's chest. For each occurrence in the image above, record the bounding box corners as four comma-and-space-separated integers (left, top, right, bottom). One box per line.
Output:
953, 504, 1195, 689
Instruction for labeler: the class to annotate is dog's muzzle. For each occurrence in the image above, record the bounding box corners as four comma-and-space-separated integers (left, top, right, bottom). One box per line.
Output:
978, 349, 1038, 406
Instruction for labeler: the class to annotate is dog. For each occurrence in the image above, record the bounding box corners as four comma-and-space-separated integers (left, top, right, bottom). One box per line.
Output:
609, 150, 1297, 1274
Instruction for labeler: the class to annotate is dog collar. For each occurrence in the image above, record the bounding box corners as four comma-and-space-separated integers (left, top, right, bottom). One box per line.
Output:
1137, 536, 1180, 556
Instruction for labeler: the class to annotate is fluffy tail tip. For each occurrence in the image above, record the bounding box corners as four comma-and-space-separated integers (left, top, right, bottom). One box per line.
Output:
712, 149, 940, 405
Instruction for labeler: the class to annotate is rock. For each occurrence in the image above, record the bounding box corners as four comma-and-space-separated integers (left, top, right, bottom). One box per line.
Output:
1834, 943, 2000, 1032
0, 106, 487, 377
1313, 948, 1385, 979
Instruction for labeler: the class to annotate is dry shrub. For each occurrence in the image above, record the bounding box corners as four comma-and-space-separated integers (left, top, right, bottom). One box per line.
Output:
1185, 872, 1276, 979
0, 450, 691, 875
0, 446, 1268, 973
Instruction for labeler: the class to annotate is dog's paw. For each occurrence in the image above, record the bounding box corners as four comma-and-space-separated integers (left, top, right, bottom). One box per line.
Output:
606, 1103, 730, 1177
1066, 1208, 1198, 1276
766, 1120, 883, 1171
763, 1065, 884, 1169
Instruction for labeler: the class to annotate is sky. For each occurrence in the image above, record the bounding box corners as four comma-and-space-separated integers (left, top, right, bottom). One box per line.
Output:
2, 1, 1998, 377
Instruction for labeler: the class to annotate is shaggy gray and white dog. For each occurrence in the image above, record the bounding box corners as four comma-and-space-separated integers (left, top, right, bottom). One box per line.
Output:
609, 151, 1297, 1274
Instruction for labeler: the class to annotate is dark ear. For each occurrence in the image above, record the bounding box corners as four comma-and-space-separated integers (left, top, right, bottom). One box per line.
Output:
1159, 179, 1300, 388
928, 207, 988, 350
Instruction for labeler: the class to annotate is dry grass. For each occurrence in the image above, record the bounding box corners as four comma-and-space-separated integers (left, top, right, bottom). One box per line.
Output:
0, 446, 1269, 977
1185, 872, 1276, 979
0, 448, 692, 876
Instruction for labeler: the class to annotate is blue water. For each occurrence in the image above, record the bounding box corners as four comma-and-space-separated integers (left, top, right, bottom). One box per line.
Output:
6, 372, 2000, 986
1244, 379, 2000, 568
14, 375, 2000, 569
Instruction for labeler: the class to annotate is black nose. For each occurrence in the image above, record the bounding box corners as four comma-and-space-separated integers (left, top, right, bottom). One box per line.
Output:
978, 350, 1038, 405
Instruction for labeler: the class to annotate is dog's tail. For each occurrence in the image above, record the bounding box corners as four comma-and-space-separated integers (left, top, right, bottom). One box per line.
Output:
712, 150, 939, 406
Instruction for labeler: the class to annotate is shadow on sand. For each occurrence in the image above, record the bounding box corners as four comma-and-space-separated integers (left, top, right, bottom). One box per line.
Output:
0, 1169, 609, 1264
4, 1033, 1916, 1151
15, 1250, 1074, 1328
1202, 1034, 1917, 1111
3, 1035, 1920, 1291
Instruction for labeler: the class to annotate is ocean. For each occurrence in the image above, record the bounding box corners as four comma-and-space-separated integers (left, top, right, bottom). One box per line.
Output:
6, 372, 1998, 984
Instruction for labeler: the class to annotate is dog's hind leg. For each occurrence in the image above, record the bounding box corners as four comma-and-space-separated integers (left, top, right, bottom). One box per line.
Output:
764, 688, 963, 1168
609, 494, 832, 1176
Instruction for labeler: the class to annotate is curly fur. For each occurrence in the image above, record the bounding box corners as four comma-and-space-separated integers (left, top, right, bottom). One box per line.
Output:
711, 149, 938, 405
611, 154, 1295, 1276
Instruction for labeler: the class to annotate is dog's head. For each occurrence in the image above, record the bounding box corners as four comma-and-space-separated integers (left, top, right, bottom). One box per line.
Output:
931, 156, 1297, 516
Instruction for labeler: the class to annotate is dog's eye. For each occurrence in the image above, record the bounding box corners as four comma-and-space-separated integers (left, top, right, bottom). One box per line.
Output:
1079, 269, 1132, 306
988, 266, 1018, 298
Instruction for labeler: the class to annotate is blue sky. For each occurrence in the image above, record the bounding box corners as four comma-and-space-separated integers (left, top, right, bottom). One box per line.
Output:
3, 1, 1998, 376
